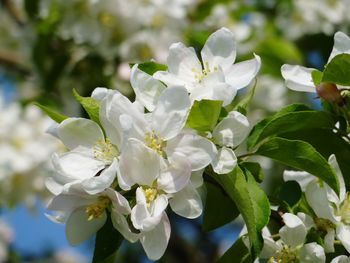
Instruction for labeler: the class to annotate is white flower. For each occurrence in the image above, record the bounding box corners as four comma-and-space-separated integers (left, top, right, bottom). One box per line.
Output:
257, 213, 325, 263
211, 111, 250, 174
284, 154, 350, 254
154, 27, 261, 106
112, 86, 216, 190
281, 31, 350, 93
47, 186, 131, 245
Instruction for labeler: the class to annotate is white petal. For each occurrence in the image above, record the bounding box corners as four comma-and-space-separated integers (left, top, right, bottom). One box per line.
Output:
328, 154, 346, 203
279, 213, 307, 248
328, 32, 350, 63
157, 152, 191, 193
224, 54, 261, 90
53, 151, 105, 181
283, 170, 314, 191
212, 111, 250, 148
281, 64, 315, 93
152, 86, 191, 140
91, 87, 110, 102
166, 132, 217, 171
324, 229, 335, 253
153, 71, 188, 89
81, 159, 118, 195
212, 147, 237, 174
66, 207, 106, 245
336, 224, 350, 253
305, 181, 339, 223
189, 71, 237, 106
130, 64, 166, 112
104, 188, 131, 215
169, 183, 202, 219
165, 42, 202, 85
131, 203, 162, 232
331, 256, 350, 263
57, 118, 104, 150
297, 212, 315, 231
111, 210, 139, 243
140, 213, 171, 261
118, 138, 161, 189
201, 27, 236, 71
47, 194, 94, 212
299, 242, 326, 263
191, 169, 204, 188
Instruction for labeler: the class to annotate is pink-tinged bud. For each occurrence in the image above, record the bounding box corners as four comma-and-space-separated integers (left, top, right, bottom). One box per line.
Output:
316, 82, 343, 104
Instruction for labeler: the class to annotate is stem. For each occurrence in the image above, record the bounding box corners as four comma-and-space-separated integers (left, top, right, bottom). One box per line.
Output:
237, 152, 256, 159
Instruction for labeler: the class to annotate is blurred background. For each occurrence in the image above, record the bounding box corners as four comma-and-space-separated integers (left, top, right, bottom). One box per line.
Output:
0, 0, 349, 262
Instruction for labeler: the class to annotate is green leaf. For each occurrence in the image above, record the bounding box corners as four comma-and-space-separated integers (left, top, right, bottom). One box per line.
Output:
73, 89, 101, 125
137, 61, 168, 75
278, 181, 302, 207
35, 103, 68, 123
311, 70, 323, 86
92, 214, 124, 263
186, 100, 223, 132
247, 103, 313, 150
322, 54, 350, 86
240, 162, 264, 183
256, 137, 340, 195
217, 237, 252, 263
211, 167, 270, 258
203, 182, 239, 232
280, 128, 350, 189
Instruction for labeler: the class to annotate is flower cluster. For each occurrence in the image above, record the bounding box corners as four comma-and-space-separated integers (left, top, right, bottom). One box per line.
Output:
46, 28, 260, 260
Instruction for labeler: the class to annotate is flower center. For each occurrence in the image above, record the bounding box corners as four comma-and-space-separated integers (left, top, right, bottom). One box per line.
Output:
192, 62, 218, 83
315, 217, 336, 233
85, 196, 111, 221
93, 138, 119, 164
269, 245, 298, 263
339, 193, 350, 224
145, 131, 166, 156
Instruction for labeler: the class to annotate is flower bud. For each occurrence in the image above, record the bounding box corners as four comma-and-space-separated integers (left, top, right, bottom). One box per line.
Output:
316, 82, 343, 105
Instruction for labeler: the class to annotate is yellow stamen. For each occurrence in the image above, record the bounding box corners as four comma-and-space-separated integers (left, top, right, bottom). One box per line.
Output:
93, 138, 119, 164
145, 131, 166, 156
85, 196, 111, 221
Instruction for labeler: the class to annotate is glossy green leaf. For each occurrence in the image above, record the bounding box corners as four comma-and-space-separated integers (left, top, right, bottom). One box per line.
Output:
322, 54, 350, 86
137, 61, 168, 75
311, 70, 323, 86
240, 162, 264, 183
212, 167, 270, 258
35, 102, 68, 123
247, 103, 312, 150
73, 89, 101, 125
92, 214, 124, 263
256, 137, 340, 195
203, 182, 239, 232
186, 100, 223, 132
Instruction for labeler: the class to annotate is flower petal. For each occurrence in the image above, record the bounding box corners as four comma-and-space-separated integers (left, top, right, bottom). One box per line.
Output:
111, 209, 139, 243
212, 111, 250, 147
299, 242, 326, 263
152, 86, 191, 140
328, 31, 350, 63
331, 256, 350, 263
66, 207, 106, 245
169, 183, 202, 219
212, 147, 237, 174
305, 181, 339, 223
118, 139, 161, 190
279, 213, 307, 248
47, 194, 94, 212
166, 132, 217, 171
57, 118, 104, 150
130, 64, 166, 112
140, 212, 171, 261
157, 152, 191, 193
283, 170, 314, 191
324, 228, 335, 253
201, 27, 236, 71
224, 54, 261, 90
81, 159, 118, 195
336, 224, 350, 254
281, 64, 315, 93
327, 154, 346, 203
105, 188, 131, 215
